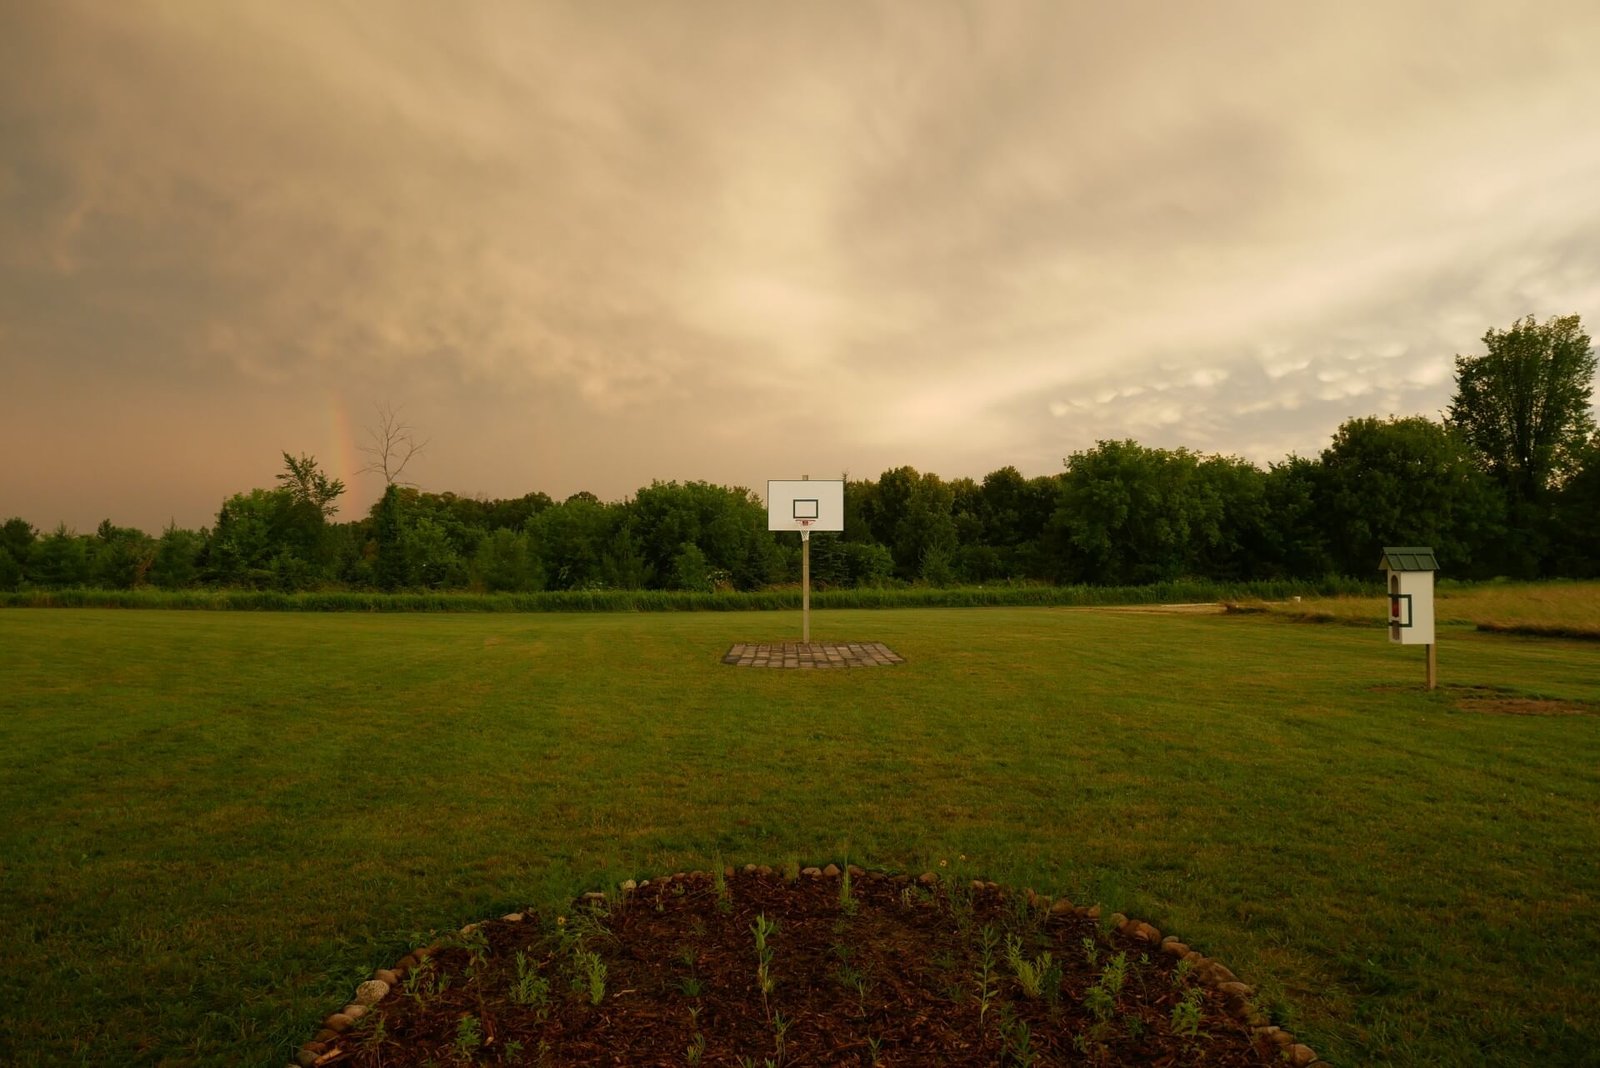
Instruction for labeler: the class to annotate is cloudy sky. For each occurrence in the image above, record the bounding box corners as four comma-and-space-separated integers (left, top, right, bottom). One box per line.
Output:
4, 1, 1599, 532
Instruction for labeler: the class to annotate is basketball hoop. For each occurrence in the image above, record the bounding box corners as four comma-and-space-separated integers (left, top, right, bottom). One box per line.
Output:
766, 479, 844, 642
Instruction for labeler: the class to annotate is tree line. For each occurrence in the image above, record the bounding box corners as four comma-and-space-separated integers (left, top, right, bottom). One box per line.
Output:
3, 315, 1596, 592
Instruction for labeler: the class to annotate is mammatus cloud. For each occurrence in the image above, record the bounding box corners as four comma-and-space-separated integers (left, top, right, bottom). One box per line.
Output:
2, 1, 1598, 530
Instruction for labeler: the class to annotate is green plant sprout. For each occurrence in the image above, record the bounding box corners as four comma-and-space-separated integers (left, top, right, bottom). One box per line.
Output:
571, 948, 606, 1006
713, 858, 732, 914
998, 1005, 1037, 1067
975, 924, 1001, 1029
772, 1011, 792, 1066
751, 913, 779, 1020
452, 1013, 482, 1064
1004, 933, 1059, 999
686, 1027, 706, 1066
1170, 986, 1204, 1037
509, 950, 550, 1012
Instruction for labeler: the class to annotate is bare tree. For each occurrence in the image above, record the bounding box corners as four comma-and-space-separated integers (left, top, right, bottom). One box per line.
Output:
360, 402, 429, 486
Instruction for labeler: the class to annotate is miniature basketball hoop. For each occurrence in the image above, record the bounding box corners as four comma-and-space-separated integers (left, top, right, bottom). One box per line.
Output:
767, 478, 845, 641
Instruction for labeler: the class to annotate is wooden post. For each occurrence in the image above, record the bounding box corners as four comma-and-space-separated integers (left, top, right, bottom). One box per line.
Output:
802, 529, 810, 643
1426, 642, 1437, 691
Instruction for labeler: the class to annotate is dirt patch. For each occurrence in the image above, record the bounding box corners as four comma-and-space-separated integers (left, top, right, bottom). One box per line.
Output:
1097, 603, 1227, 615
1475, 622, 1600, 642
1452, 687, 1598, 717
302, 869, 1297, 1066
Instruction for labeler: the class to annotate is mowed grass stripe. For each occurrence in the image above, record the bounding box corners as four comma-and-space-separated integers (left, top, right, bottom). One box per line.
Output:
0, 608, 1596, 1066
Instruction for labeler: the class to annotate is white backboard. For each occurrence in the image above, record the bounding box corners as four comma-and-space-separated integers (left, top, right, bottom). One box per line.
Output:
767, 479, 844, 532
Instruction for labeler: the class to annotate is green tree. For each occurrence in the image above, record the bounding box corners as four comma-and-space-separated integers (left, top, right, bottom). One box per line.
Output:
627, 481, 775, 590
31, 525, 92, 587
529, 495, 618, 590
402, 516, 466, 588
1050, 441, 1223, 585
861, 467, 957, 581
1316, 416, 1502, 577
469, 528, 537, 592
1261, 456, 1334, 578
1549, 433, 1600, 577
90, 520, 154, 589
276, 452, 346, 519
1448, 314, 1597, 502
1191, 456, 1270, 580
372, 484, 406, 591
150, 524, 203, 589
0, 518, 36, 588
1447, 314, 1596, 572
205, 490, 285, 586
1, 517, 35, 563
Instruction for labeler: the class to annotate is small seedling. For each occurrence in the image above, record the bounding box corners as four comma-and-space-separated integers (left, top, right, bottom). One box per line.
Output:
998, 1005, 1037, 1067
839, 864, 858, 915
358, 1013, 387, 1052
833, 963, 870, 1017
974, 924, 1001, 1028
1172, 957, 1194, 986
571, 948, 607, 1006
1170, 987, 1204, 1037
751, 913, 779, 1019
772, 1011, 792, 1065
1004, 934, 1059, 1000
452, 1013, 482, 1064
510, 950, 550, 1012
404, 957, 449, 1005
1084, 951, 1128, 1023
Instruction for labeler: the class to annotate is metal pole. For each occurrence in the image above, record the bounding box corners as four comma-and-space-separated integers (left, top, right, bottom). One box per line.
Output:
802, 529, 810, 643
1426, 642, 1437, 691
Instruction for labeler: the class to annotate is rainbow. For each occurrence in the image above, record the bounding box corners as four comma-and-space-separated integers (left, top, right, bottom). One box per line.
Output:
326, 395, 362, 506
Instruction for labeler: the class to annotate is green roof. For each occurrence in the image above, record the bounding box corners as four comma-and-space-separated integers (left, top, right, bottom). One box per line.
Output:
1378, 546, 1439, 572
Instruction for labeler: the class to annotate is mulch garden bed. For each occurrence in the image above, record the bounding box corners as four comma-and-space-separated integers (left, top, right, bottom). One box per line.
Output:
300, 867, 1324, 1066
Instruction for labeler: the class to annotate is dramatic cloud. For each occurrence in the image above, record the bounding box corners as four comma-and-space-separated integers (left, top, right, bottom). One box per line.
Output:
3, 1, 1599, 530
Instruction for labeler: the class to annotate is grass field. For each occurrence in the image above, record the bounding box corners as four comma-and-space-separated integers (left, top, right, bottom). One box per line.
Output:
1245, 579, 1600, 639
1, 606, 1597, 1066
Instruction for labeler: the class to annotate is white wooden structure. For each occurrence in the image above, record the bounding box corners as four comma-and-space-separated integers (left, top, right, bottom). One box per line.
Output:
1380, 546, 1439, 689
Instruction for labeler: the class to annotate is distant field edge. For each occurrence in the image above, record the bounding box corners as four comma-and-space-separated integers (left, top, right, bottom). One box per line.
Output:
1475, 621, 1600, 641
0, 578, 1369, 613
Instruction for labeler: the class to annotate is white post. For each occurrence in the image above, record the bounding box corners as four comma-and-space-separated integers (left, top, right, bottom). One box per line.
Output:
800, 473, 810, 643
802, 528, 810, 643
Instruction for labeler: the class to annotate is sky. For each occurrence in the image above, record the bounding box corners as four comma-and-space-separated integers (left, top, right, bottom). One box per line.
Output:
3, 1, 1599, 533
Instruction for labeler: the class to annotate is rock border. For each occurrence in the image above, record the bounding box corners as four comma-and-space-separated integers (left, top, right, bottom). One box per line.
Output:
292, 863, 1330, 1067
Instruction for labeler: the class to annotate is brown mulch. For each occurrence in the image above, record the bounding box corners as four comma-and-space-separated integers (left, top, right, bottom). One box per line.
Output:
311, 869, 1285, 1066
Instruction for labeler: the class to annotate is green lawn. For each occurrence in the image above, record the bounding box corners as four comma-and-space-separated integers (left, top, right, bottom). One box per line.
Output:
1, 607, 1596, 1066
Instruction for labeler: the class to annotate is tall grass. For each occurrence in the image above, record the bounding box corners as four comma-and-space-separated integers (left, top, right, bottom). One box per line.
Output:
1241, 579, 1600, 639
0, 576, 1370, 613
